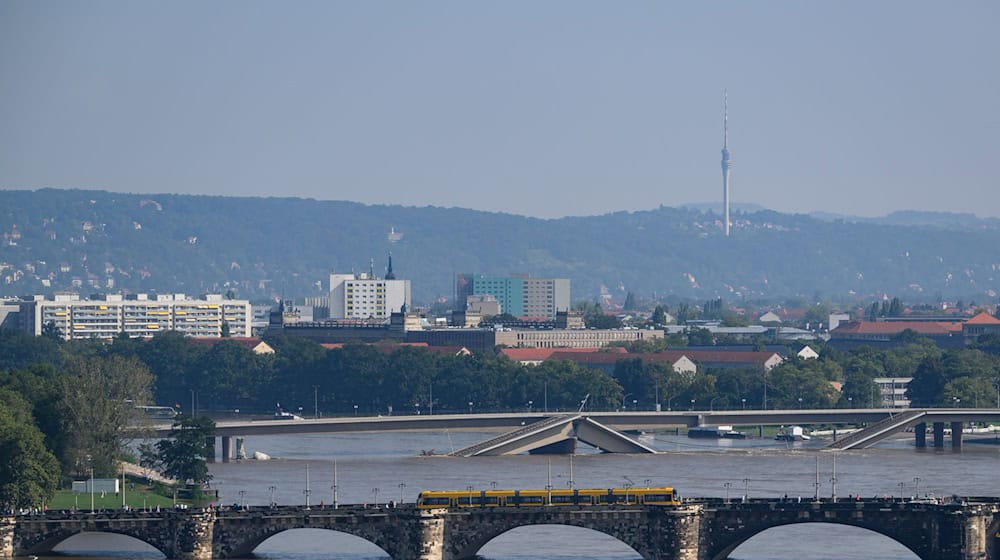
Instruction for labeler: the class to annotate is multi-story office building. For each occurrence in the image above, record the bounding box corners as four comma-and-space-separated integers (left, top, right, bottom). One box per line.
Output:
329, 272, 410, 320
456, 274, 570, 319
19, 293, 251, 339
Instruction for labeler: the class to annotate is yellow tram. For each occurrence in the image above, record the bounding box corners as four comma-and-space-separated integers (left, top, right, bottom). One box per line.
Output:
417, 487, 680, 508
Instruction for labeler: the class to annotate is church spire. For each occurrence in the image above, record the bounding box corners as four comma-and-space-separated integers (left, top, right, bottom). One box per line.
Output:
385, 252, 396, 280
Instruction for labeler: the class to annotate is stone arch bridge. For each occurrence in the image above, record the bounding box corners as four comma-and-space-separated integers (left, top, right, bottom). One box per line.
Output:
3, 499, 998, 560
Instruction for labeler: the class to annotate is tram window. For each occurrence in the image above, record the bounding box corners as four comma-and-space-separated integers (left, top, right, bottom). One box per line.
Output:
642, 494, 671, 503
517, 496, 544, 505
420, 497, 451, 506
550, 495, 576, 504
483, 497, 499, 505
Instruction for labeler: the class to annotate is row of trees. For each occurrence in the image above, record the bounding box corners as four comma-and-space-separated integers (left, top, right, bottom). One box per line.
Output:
3, 326, 999, 508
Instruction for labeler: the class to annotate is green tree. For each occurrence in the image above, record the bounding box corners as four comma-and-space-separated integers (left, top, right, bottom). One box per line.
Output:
651, 305, 668, 326
59, 355, 154, 477
154, 415, 215, 485
943, 377, 996, 408
906, 357, 947, 407
0, 389, 60, 509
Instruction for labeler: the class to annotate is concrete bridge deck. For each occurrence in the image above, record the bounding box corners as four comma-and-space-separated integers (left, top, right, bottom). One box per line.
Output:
151, 408, 1000, 438
4, 498, 999, 560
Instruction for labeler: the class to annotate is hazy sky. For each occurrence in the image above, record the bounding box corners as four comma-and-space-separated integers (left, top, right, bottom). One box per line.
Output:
2, 1, 997, 218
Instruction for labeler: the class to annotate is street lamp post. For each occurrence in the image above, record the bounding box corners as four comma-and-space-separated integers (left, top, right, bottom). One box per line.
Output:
667, 395, 676, 411
313, 385, 319, 419
304, 464, 312, 510
723, 482, 732, 503
690, 399, 695, 411
741, 398, 746, 410
399, 483, 406, 504
623, 482, 633, 505
710, 397, 719, 412
239, 490, 246, 510
742, 478, 750, 502
268, 485, 276, 507
372, 487, 380, 507
468, 401, 473, 414
90, 467, 95, 512
353, 404, 358, 416
898, 482, 906, 501
913, 477, 921, 498
527, 400, 533, 413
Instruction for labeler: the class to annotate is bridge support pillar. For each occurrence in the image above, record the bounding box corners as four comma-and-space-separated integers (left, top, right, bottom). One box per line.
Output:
417, 510, 445, 560
914, 422, 926, 448
174, 510, 215, 560
221, 436, 232, 463
951, 421, 963, 449
933, 422, 945, 447
0, 516, 14, 559
205, 436, 216, 463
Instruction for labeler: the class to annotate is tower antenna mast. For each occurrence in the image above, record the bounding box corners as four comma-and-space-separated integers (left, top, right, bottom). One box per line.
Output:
721, 89, 733, 237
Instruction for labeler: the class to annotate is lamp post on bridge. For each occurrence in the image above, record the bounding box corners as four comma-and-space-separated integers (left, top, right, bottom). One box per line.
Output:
913, 477, 921, 498
268, 485, 276, 507
742, 478, 750, 502
372, 487, 380, 507
723, 482, 732, 503
897, 482, 906, 501
239, 490, 246, 510
399, 483, 406, 504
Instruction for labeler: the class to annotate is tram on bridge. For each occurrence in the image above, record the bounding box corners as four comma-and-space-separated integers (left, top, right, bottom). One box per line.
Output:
417, 486, 681, 508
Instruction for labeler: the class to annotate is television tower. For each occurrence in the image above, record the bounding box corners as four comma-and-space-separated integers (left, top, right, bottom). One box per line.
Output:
721, 89, 732, 236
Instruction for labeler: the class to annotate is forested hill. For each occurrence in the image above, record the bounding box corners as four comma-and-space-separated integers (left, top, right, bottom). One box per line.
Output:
1, 188, 999, 304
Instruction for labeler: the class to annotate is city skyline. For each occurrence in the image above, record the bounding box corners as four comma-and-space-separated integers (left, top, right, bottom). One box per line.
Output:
1, 2, 997, 219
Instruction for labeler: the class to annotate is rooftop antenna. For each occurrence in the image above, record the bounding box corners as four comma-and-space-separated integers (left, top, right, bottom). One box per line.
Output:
721, 89, 733, 237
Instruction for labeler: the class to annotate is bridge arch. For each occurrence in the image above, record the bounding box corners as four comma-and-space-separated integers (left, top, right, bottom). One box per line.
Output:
443, 509, 694, 560
21, 528, 170, 558
708, 518, 924, 560
241, 528, 391, 558
475, 524, 643, 559
211, 512, 416, 560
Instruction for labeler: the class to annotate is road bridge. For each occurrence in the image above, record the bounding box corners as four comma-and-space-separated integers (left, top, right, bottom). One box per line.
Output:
4, 498, 999, 560
148, 408, 1000, 459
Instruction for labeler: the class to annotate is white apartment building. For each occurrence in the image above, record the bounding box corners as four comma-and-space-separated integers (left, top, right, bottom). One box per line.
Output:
20, 293, 251, 339
329, 272, 410, 321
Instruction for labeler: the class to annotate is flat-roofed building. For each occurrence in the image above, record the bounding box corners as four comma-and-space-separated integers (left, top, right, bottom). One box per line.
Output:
19, 293, 251, 339
456, 273, 569, 319
329, 271, 410, 321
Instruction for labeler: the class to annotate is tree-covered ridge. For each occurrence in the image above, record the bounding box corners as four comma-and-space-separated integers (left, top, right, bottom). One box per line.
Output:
2, 188, 1000, 303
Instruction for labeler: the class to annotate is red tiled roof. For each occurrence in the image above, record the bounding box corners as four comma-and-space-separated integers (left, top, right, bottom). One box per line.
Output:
832, 320, 962, 335
678, 350, 783, 363
547, 350, 780, 366
965, 312, 1000, 325
187, 337, 269, 351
